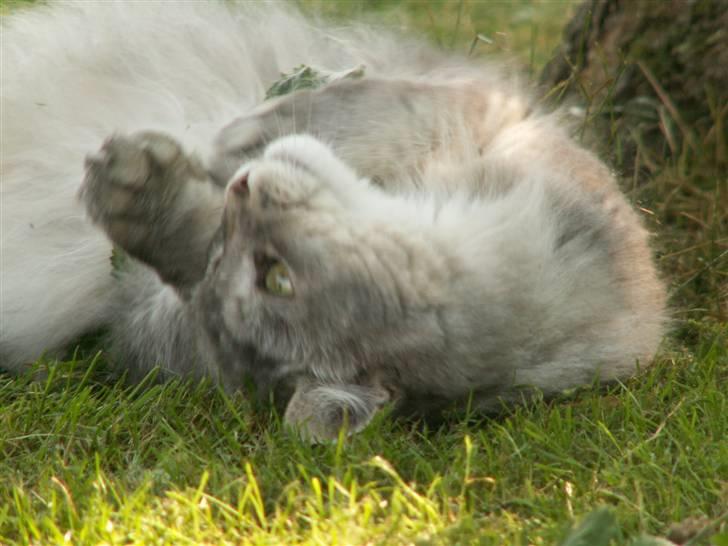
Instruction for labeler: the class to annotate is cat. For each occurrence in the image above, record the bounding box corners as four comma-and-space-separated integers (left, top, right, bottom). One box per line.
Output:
1, 1, 667, 441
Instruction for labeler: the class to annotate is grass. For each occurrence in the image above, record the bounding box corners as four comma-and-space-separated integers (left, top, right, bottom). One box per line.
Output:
297, 0, 579, 74
2, 328, 726, 544
1, 1, 726, 544
3, 326, 726, 545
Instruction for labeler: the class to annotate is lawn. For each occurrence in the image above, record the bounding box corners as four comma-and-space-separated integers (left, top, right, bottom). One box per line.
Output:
1, 1, 726, 545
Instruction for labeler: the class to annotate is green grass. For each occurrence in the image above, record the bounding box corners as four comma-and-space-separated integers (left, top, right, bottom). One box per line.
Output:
3, 326, 726, 545
297, 0, 579, 74
2, 1, 726, 544
0, 0, 35, 15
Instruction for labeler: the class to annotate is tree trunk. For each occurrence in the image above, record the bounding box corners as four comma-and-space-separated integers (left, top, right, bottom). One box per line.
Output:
540, 0, 727, 176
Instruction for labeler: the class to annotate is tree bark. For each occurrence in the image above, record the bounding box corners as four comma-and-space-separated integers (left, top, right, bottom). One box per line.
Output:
541, 0, 727, 175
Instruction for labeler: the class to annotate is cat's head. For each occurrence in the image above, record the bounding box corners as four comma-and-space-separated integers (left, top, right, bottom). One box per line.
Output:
201, 135, 417, 385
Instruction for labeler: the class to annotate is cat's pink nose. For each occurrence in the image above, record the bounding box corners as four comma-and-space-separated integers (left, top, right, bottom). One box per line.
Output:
229, 170, 250, 196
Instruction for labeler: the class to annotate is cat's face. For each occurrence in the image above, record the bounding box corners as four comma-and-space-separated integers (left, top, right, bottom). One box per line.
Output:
200, 136, 403, 385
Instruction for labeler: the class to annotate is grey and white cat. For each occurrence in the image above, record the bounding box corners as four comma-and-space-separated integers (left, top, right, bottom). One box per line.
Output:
1, 1, 666, 441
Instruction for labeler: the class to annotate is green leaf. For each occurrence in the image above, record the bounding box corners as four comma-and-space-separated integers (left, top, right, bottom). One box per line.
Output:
110, 246, 128, 279
264, 64, 365, 100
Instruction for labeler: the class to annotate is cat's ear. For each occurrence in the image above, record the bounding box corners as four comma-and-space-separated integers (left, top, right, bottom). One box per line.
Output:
283, 380, 390, 443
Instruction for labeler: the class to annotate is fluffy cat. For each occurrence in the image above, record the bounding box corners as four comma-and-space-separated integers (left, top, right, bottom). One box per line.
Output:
1, 1, 666, 441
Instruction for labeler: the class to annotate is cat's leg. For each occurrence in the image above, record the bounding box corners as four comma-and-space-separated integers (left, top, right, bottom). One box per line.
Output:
210, 77, 531, 189
79, 132, 224, 297
210, 78, 512, 187
210, 79, 441, 185
284, 378, 391, 442
77, 132, 225, 380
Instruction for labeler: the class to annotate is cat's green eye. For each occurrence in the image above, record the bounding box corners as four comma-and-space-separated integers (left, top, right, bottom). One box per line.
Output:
264, 261, 294, 297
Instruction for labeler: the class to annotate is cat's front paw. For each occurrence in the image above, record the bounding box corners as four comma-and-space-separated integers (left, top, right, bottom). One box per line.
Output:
80, 132, 204, 253
80, 132, 223, 290
283, 381, 390, 443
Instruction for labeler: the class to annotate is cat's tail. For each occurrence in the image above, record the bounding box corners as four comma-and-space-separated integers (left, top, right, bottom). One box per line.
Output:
0, 4, 116, 370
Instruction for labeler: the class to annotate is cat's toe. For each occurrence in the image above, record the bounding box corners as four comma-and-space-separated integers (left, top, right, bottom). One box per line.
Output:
85, 132, 183, 193
133, 131, 183, 169
97, 135, 153, 188
81, 140, 141, 219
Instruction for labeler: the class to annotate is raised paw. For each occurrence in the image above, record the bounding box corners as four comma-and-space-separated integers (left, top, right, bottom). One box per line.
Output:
79, 131, 224, 291
80, 132, 204, 251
